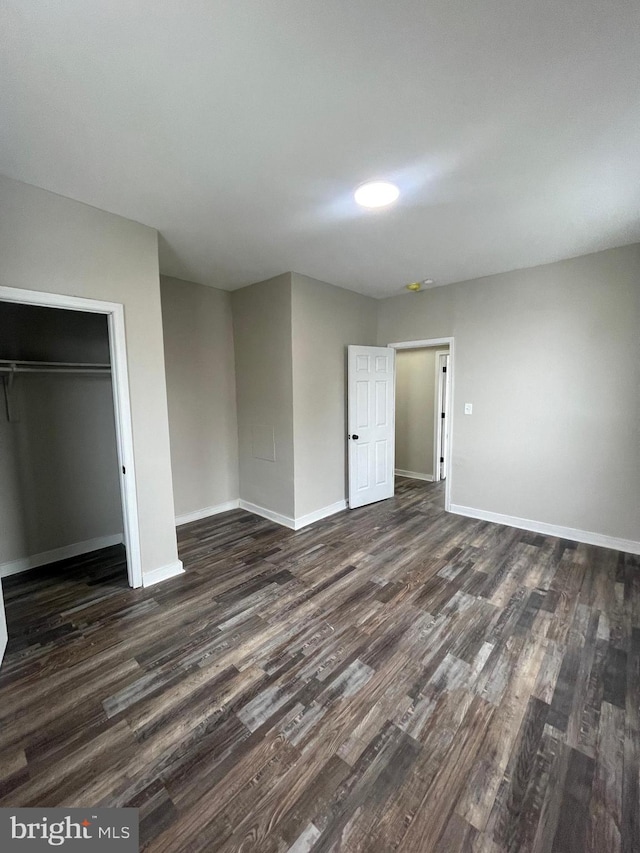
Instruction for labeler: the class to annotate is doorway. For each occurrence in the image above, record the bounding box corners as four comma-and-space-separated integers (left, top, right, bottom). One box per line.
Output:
393, 344, 450, 484
0, 286, 142, 589
389, 337, 454, 511
346, 338, 454, 513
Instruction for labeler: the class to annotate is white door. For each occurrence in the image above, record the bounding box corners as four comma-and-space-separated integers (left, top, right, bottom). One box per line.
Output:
435, 352, 450, 481
348, 345, 395, 509
0, 579, 7, 666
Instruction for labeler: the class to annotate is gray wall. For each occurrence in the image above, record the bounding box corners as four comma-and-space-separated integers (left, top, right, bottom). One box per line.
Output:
0, 175, 180, 580
291, 273, 377, 518
395, 347, 440, 478
231, 274, 295, 518
161, 276, 239, 519
231, 272, 376, 521
378, 244, 640, 542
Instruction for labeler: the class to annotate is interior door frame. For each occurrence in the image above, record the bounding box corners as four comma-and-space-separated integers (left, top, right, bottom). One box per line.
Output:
388, 337, 455, 512
0, 285, 143, 588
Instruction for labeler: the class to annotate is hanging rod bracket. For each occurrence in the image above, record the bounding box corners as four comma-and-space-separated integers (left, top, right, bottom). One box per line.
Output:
3, 365, 17, 423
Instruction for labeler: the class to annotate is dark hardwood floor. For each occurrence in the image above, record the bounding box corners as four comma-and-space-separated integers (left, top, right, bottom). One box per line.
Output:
0, 477, 638, 852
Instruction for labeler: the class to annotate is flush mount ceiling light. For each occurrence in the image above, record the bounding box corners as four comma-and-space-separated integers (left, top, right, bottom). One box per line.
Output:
405, 278, 435, 293
354, 180, 400, 209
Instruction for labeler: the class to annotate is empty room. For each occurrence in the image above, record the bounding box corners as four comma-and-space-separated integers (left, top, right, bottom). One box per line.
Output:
0, 2, 638, 852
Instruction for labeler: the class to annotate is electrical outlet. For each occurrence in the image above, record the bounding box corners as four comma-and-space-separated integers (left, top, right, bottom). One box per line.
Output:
464, 403, 473, 415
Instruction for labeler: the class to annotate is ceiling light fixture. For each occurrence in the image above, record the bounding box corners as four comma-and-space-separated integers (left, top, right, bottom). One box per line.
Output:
354, 180, 400, 209
405, 278, 435, 293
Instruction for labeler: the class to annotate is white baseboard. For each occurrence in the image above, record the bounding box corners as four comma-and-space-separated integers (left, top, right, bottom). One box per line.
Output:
142, 560, 185, 587
294, 500, 348, 530
449, 504, 640, 555
0, 534, 124, 578
238, 499, 296, 530
176, 499, 240, 526
395, 469, 434, 482
238, 499, 347, 531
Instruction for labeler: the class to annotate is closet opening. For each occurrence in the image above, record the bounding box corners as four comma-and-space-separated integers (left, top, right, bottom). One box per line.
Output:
0, 288, 142, 595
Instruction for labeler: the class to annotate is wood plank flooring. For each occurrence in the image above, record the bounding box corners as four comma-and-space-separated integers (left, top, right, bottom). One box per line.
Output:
0, 477, 638, 852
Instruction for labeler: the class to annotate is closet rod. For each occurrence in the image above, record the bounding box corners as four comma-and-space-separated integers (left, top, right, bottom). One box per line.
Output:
1, 360, 111, 421
0, 367, 110, 375
0, 359, 110, 370
0, 358, 111, 377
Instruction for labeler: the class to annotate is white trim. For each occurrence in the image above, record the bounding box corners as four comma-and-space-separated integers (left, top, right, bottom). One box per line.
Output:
107, 306, 143, 588
142, 560, 185, 587
389, 338, 452, 350
395, 469, 434, 482
0, 286, 132, 315
239, 499, 348, 531
176, 500, 240, 526
0, 286, 143, 588
388, 337, 455, 512
0, 534, 125, 578
238, 500, 296, 530
294, 500, 347, 529
449, 504, 640, 555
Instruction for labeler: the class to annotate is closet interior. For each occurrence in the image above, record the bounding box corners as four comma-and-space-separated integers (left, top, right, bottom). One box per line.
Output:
0, 301, 127, 587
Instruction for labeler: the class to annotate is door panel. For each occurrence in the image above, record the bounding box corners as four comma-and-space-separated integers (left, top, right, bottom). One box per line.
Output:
356, 381, 370, 427
375, 439, 388, 484
375, 381, 388, 425
348, 345, 395, 509
356, 442, 370, 489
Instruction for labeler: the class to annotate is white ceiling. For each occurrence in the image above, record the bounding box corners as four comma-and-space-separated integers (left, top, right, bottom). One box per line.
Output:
1, 1, 639, 298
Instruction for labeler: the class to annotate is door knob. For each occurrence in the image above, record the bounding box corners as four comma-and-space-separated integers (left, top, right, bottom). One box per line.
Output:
352, 434, 359, 440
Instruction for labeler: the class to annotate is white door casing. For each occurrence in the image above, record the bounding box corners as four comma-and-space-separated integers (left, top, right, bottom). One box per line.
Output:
389, 338, 454, 513
0, 286, 143, 590
348, 345, 395, 509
